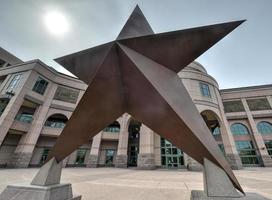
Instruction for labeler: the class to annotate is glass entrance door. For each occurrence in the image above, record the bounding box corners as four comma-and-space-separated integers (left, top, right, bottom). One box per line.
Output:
127, 120, 141, 166
105, 149, 115, 166
161, 138, 184, 168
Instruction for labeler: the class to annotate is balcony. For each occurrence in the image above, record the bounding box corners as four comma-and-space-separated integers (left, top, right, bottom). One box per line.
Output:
10, 120, 31, 133
41, 126, 63, 137
102, 131, 120, 140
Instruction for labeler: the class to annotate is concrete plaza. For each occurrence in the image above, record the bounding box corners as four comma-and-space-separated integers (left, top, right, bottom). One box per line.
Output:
0, 167, 271, 200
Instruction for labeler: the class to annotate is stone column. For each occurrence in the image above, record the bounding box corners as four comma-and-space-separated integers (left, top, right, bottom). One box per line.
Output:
215, 90, 243, 169
115, 114, 130, 168
241, 98, 272, 167
137, 124, 155, 169
0, 71, 31, 146
86, 132, 102, 168
8, 83, 58, 168
66, 150, 77, 166
62, 157, 68, 168
153, 133, 161, 167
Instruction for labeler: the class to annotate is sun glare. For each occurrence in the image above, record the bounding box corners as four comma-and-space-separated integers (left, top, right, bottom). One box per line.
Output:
44, 11, 69, 36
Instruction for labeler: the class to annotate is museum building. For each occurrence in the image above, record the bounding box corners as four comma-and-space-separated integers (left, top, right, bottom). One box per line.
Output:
0, 47, 272, 170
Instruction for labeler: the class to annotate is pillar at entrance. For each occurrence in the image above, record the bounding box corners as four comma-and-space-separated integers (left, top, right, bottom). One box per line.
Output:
138, 124, 155, 169
8, 84, 57, 168
115, 115, 130, 168
0, 72, 31, 146
153, 133, 161, 167
215, 90, 243, 170
86, 132, 102, 168
241, 98, 272, 167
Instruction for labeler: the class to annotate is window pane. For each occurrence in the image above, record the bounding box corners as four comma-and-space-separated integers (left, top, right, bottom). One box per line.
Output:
235, 141, 259, 165
265, 140, 272, 156
7, 74, 21, 91
75, 149, 87, 165
32, 77, 49, 95
212, 127, 221, 135
223, 100, 245, 113
40, 148, 50, 164
200, 83, 211, 97
15, 113, 33, 123
105, 149, 115, 165
257, 122, 272, 134
231, 123, 249, 135
160, 138, 184, 168
247, 98, 271, 111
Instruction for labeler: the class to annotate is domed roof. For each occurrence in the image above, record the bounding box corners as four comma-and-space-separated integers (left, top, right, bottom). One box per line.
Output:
185, 61, 207, 74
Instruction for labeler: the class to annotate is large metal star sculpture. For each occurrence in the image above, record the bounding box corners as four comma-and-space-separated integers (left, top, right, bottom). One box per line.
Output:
47, 5, 245, 193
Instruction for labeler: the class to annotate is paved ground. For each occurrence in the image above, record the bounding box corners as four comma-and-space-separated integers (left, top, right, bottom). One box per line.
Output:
0, 167, 271, 200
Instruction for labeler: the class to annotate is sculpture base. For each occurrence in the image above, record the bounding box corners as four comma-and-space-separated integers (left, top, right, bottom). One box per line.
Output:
0, 183, 81, 200
191, 190, 268, 200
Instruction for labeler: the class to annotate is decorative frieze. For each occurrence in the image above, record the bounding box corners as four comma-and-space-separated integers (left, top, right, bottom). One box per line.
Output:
53, 86, 79, 104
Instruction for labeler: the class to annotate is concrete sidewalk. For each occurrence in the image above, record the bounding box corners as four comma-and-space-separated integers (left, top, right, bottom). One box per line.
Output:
0, 167, 271, 200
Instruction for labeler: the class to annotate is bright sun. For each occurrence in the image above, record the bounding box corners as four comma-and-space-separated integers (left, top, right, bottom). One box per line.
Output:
44, 11, 69, 36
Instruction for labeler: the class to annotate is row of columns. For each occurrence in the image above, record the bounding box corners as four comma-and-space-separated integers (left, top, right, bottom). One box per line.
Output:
241, 98, 272, 167
86, 114, 156, 169
0, 71, 61, 168
8, 84, 58, 167
1, 73, 271, 169
213, 91, 272, 168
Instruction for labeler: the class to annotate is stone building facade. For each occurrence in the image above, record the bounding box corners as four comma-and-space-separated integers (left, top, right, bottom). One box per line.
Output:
0, 47, 272, 169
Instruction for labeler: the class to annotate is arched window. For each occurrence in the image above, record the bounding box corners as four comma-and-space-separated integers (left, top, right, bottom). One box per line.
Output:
103, 121, 120, 133
257, 121, 272, 134
231, 123, 249, 135
200, 110, 221, 137
44, 114, 68, 128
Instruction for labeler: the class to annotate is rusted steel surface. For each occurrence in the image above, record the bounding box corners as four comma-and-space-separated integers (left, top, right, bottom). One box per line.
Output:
48, 5, 245, 193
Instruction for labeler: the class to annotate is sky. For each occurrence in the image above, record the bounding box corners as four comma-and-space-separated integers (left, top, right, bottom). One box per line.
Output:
0, 0, 271, 89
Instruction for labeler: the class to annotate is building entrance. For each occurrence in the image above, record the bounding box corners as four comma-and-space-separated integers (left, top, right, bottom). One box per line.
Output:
161, 138, 184, 168
127, 119, 141, 166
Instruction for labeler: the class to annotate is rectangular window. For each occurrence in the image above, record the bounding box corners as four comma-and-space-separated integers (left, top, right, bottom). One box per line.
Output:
223, 100, 245, 113
161, 138, 184, 168
7, 74, 21, 91
15, 113, 34, 123
105, 149, 115, 165
246, 98, 271, 111
103, 126, 120, 133
265, 140, 272, 157
75, 149, 87, 165
40, 148, 50, 164
235, 141, 259, 165
32, 77, 48, 95
199, 82, 211, 97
